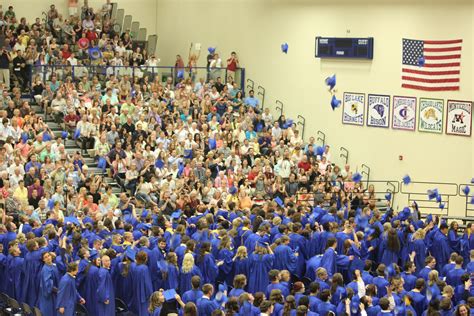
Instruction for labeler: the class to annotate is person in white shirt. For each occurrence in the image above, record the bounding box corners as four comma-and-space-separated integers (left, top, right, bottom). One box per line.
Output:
277, 155, 292, 180
67, 53, 78, 66
271, 122, 282, 141
210, 53, 222, 80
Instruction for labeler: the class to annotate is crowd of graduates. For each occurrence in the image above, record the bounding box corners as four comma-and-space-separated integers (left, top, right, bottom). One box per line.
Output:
0, 2, 474, 316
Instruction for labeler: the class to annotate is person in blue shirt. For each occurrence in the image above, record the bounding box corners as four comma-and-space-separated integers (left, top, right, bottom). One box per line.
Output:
446, 255, 466, 288
316, 289, 336, 315
182, 275, 203, 303
243, 90, 260, 109
408, 278, 427, 316
266, 269, 289, 298
273, 236, 298, 276
56, 262, 86, 316
196, 284, 220, 316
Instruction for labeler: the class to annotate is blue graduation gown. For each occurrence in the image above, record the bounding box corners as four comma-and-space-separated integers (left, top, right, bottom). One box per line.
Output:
401, 272, 417, 291
83, 265, 100, 316
418, 267, 431, 281
22, 249, 44, 307
305, 255, 322, 280
407, 290, 426, 316
97, 267, 115, 316
179, 265, 202, 295
130, 264, 153, 316
266, 282, 289, 298
182, 289, 203, 303
273, 244, 298, 275
76, 258, 90, 296
320, 247, 350, 276
289, 232, 308, 277
0, 253, 6, 293
197, 297, 220, 316
448, 229, 461, 253
430, 230, 451, 270
197, 253, 218, 284
248, 253, 274, 293
161, 262, 179, 290
56, 273, 83, 316
233, 257, 250, 277
316, 301, 336, 316
372, 276, 390, 298
115, 262, 134, 308
217, 248, 234, 285
446, 267, 466, 288
6, 255, 24, 300
39, 263, 60, 316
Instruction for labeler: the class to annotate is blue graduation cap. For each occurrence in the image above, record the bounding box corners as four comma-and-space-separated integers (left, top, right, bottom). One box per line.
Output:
274, 196, 284, 207
439, 203, 445, 210
325, 74, 336, 91
88, 46, 102, 60
330, 95, 341, 110
385, 263, 397, 278
184, 149, 193, 159
208, 47, 216, 54
90, 249, 99, 260
427, 188, 439, 200
399, 207, 411, 221
281, 42, 288, 54
350, 258, 365, 273
352, 172, 363, 183
64, 216, 81, 226
470, 196, 474, 205
97, 157, 107, 170
463, 185, 470, 196
74, 128, 81, 140
177, 69, 184, 79
171, 210, 182, 220
141, 209, 149, 218
402, 175, 411, 185
316, 146, 325, 157
47, 198, 55, 209
385, 192, 392, 201
124, 247, 136, 261
155, 159, 164, 169
418, 56, 425, 67
425, 214, 433, 224
215, 282, 228, 304
163, 289, 177, 301
177, 162, 184, 177
43, 131, 52, 142
61, 131, 68, 139
208, 138, 216, 150
21, 132, 29, 143
229, 186, 237, 195
436, 194, 442, 203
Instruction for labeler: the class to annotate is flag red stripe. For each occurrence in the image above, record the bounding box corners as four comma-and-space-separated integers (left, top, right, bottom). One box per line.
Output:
423, 39, 463, 45
402, 76, 460, 83
423, 62, 460, 68
402, 84, 459, 91
402, 68, 460, 76
424, 46, 462, 52
424, 54, 461, 60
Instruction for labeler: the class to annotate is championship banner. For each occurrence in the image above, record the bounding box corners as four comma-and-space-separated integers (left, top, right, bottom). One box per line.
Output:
367, 94, 390, 128
342, 92, 365, 126
446, 100, 472, 136
392, 96, 417, 131
418, 98, 444, 134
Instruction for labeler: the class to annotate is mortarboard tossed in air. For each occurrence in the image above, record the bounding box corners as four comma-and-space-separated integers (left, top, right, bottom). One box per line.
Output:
425, 214, 433, 224
281, 43, 288, 54
463, 185, 470, 196
439, 203, 445, 210
427, 188, 439, 200
325, 74, 336, 91
74, 128, 81, 140
61, 131, 68, 139
352, 172, 362, 183
21, 132, 29, 143
64, 216, 81, 226
316, 146, 325, 157
399, 207, 411, 221
385, 192, 392, 201
402, 175, 411, 185
229, 186, 237, 195
330, 95, 341, 110
274, 196, 284, 208
470, 196, 474, 204
171, 210, 182, 220
418, 56, 425, 67
208, 47, 216, 54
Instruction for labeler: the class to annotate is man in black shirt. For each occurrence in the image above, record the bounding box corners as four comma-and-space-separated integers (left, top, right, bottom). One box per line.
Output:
12, 50, 28, 90
0, 47, 11, 90
214, 76, 224, 93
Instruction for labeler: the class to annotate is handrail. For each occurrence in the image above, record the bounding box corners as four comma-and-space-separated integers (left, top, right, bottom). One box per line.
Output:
386, 181, 397, 193
317, 130, 326, 146
297, 115, 306, 139
246, 79, 255, 92
339, 147, 349, 165
361, 164, 371, 186
257, 85, 265, 111
275, 100, 284, 117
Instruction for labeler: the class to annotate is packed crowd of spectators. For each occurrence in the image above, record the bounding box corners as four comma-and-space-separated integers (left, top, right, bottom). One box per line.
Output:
0, 2, 473, 316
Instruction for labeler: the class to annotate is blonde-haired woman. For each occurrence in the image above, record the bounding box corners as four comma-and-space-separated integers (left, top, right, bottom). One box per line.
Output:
409, 228, 428, 272
179, 253, 202, 295
233, 245, 249, 277
427, 270, 442, 301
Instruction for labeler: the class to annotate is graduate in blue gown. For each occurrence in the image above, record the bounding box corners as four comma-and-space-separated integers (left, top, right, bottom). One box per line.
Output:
0, 245, 6, 293
197, 284, 221, 316
380, 229, 400, 266
97, 255, 116, 316
130, 251, 153, 316
273, 236, 298, 276
216, 236, 234, 285
408, 279, 427, 316
6, 245, 24, 300
401, 261, 418, 291
247, 241, 274, 293
182, 275, 204, 303
196, 242, 219, 284
179, 253, 203, 295
233, 246, 250, 278
115, 249, 135, 308
430, 223, 452, 271
320, 237, 352, 276
83, 250, 101, 316
75, 248, 90, 298
56, 262, 86, 316
38, 252, 60, 316
159, 252, 180, 290
22, 238, 45, 307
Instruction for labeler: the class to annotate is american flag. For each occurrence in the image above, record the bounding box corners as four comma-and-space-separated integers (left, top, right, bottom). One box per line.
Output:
402, 38, 462, 91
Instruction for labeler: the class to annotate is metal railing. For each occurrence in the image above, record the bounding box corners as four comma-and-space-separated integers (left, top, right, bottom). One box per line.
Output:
29, 65, 246, 92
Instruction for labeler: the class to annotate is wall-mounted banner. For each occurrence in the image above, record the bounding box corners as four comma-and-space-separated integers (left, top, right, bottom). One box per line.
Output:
367, 94, 390, 128
418, 98, 444, 134
446, 100, 472, 136
392, 96, 417, 131
342, 92, 365, 126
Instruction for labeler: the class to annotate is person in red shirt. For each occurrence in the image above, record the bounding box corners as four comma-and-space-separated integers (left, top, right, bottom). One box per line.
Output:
297, 155, 311, 172
226, 51, 239, 82
86, 30, 98, 46
61, 44, 72, 60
